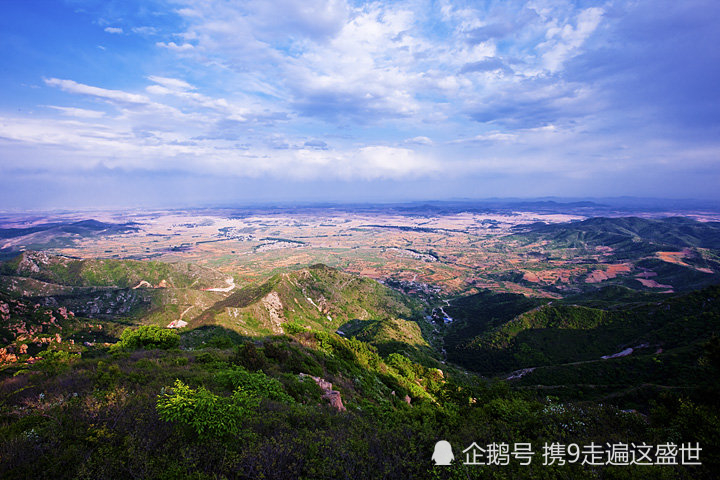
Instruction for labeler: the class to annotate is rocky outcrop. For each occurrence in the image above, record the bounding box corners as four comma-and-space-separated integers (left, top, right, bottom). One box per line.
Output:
0, 347, 18, 363
16, 252, 50, 274
261, 291, 285, 334
299, 373, 346, 412
323, 390, 345, 411
41, 289, 150, 318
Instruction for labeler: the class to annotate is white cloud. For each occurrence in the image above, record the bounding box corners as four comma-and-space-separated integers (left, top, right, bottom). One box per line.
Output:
45, 106, 106, 118
44, 78, 150, 105
405, 136, 433, 146
541, 7, 604, 72
147, 76, 195, 92
132, 26, 159, 35
104, 27, 123, 34
248, 0, 349, 40
13, 0, 712, 199
156, 41, 195, 51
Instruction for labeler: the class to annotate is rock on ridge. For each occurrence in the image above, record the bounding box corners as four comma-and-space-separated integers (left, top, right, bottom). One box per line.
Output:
299, 373, 346, 411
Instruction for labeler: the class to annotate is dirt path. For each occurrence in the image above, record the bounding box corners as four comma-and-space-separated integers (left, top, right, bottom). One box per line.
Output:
203, 277, 235, 292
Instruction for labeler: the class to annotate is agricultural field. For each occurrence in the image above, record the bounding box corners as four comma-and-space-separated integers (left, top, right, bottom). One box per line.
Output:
3, 203, 719, 300
1, 202, 720, 479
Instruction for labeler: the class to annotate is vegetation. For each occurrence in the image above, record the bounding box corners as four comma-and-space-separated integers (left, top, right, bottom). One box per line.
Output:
1, 216, 720, 478
515, 216, 720, 251
0, 251, 225, 289
112, 325, 180, 351
448, 285, 720, 378
0, 331, 717, 478
156, 379, 259, 438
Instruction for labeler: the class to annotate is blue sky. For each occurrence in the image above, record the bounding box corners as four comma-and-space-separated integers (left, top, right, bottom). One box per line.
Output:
1, 0, 719, 208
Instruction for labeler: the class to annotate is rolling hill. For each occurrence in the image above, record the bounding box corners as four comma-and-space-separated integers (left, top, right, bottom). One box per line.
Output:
191, 263, 424, 337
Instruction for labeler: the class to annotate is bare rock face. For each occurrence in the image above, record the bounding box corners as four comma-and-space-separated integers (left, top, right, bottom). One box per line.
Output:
17, 252, 45, 274
322, 391, 346, 411
299, 373, 346, 412
0, 347, 18, 363
261, 291, 285, 334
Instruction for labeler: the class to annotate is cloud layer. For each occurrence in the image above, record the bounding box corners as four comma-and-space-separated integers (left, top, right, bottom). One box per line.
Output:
0, 0, 719, 205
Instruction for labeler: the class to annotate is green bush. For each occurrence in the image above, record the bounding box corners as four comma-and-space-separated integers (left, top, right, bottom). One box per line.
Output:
94, 361, 122, 390
232, 343, 266, 370
216, 366, 294, 403
35, 349, 80, 375
279, 373, 324, 403
112, 325, 180, 350
282, 321, 307, 335
156, 379, 258, 439
207, 334, 234, 349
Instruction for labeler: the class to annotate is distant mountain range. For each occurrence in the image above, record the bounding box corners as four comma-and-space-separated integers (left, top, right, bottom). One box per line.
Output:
0, 219, 140, 257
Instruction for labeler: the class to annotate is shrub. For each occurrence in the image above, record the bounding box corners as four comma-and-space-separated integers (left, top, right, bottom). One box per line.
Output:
283, 322, 307, 335
207, 334, 234, 349
232, 343, 266, 370
156, 379, 258, 439
194, 351, 222, 365
94, 361, 122, 390
35, 349, 80, 375
216, 366, 294, 403
279, 373, 324, 403
112, 325, 180, 351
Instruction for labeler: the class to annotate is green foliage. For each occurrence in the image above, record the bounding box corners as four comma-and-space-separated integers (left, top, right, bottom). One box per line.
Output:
193, 350, 223, 365
216, 365, 294, 403
35, 349, 80, 374
94, 361, 122, 390
232, 342, 267, 371
278, 372, 324, 403
156, 379, 258, 439
282, 321, 308, 335
112, 325, 180, 351
1, 329, 718, 479
451, 285, 720, 378
314, 330, 334, 356
206, 334, 234, 349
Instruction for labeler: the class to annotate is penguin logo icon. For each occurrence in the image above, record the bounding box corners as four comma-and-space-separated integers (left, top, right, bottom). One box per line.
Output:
432, 440, 455, 465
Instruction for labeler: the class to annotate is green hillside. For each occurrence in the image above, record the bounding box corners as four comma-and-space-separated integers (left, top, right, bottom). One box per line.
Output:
443, 290, 548, 362
448, 285, 720, 391
192, 263, 424, 337
516, 216, 720, 251
1, 300, 718, 479
1, 250, 720, 477
0, 251, 226, 289
339, 316, 436, 364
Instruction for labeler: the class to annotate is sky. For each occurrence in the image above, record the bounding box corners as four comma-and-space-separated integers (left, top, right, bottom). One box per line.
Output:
0, 0, 719, 208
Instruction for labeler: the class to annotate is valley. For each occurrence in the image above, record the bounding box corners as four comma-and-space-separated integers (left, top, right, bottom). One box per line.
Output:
1, 201, 719, 479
